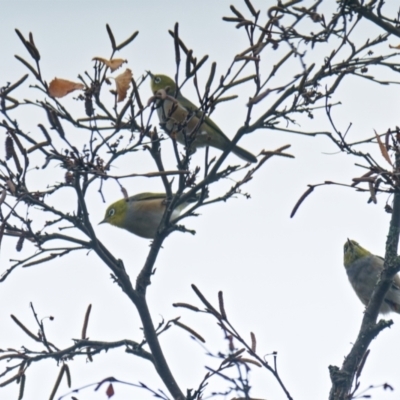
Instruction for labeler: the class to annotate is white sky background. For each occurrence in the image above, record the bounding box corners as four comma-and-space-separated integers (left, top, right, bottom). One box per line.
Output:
1, 1, 400, 399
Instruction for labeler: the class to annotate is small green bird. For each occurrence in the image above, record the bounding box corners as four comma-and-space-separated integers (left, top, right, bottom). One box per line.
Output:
100, 192, 199, 239
343, 239, 400, 314
149, 73, 257, 163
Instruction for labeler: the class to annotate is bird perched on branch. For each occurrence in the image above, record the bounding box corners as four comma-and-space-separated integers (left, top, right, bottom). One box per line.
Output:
343, 239, 400, 314
100, 192, 200, 239
148, 72, 257, 163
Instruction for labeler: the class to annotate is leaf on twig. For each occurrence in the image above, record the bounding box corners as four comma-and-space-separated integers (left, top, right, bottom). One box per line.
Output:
218, 291, 227, 320
81, 304, 92, 339
92, 57, 127, 72
10, 314, 40, 341
172, 302, 200, 312
368, 182, 377, 204
351, 171, 375, 187
49, 364, 68, 400
120, 186, 129, 200
356, 349, 370, 379
250, 331, 256, 352
236, 357, 262, 367
0, 189, 6, 205
6, 179, 16, 195
113, 68, 132, 102
173, 320, 206, 343
48, 78, 84, 98
106, 24, 116, 50
106, 383, 114, 398
374, 130, 392, 166
115, 31, 139, 51
16, 236, 24, 252
389, 44, 400, 49
290, 185, 314, 218
5, 136, 14, 160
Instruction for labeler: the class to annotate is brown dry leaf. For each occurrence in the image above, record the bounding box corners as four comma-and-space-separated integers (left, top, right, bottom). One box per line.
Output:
92, 57, 127, 72
106, 383, 114, 398
0, 189, 6, 206
114, 68, 132, 102
374, 130, 393, 166
250, 332, 256, 352
235, 357, 262, 367
368, 181, 377, 204
48, 78, 84, 98
389, 44, 400, 49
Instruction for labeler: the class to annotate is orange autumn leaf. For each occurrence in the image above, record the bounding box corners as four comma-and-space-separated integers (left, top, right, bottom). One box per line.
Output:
48, 78, 84, 98
92, 57, 127, 72
114, 68, 132, 102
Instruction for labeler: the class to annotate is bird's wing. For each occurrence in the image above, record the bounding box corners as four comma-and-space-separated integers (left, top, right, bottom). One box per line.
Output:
384, 273, 400, 313
178, 94, 230, 141
374, 255, 400, 291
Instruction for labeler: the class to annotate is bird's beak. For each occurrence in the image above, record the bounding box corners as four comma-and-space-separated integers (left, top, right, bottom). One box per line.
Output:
98, 219, 106, 225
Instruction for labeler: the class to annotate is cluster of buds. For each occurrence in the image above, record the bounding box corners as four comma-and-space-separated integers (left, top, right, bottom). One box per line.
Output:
61, 150, 107, 184
351, 128, 400, 205
77, 81, 100, 117
185, 166, 200, 187
301, 87, 322, 106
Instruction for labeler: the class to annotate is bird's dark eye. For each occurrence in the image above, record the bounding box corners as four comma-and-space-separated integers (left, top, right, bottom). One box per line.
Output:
154, 77, 161, 84
108, 208, 115, 217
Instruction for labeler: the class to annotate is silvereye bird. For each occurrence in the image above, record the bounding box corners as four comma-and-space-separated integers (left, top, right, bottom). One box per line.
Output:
149, 73, 257, 163
343, 239, 400, 314
100, 192, 198, 239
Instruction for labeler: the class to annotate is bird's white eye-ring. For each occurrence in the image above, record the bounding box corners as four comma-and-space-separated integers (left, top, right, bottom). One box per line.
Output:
154, 76, 161, 84
108, 208, 115, 217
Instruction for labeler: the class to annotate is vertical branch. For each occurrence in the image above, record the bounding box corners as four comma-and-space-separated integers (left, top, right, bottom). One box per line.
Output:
91, 238, 185, 400
329, 153, 400, 400
135, 294, 185, 400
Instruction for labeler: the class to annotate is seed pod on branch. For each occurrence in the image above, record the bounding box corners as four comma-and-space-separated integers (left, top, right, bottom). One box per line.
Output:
5, 136, 14, 160
65, 172, 74, 184
16, 236, 24, 252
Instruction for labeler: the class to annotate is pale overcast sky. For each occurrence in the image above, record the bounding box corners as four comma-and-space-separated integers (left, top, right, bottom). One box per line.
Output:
1, 1, 400, 399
